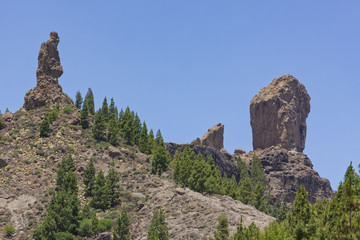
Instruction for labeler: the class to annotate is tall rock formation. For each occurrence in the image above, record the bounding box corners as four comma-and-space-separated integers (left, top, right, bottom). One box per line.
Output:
250, 74, 310, 152
191, 123, 225, 151
24, 31, 72, 110
248, 75, 333, 204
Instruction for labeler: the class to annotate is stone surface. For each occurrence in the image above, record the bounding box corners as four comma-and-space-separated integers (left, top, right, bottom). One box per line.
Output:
250, 74, 310, 152
108, 146, 121, 157
1, 112, 13, 122
0, 158, 7, 168
241, 146, 334, 205
192, 123, 224, 151
166, 142, 239, 180
24, 31, 72, 110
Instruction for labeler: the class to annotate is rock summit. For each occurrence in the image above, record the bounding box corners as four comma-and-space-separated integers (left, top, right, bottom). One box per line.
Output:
24, 31, 72, 110
250, 74, 310, 152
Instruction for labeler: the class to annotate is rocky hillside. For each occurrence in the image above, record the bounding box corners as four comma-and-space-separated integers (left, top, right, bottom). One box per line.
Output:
0, 32, 275, 239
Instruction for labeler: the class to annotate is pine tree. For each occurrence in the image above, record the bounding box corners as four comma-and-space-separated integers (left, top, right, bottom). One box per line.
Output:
84, 88, 95, 115
147, 209, 169, 240
277, 195, 288, 222
147, 129, 155, 154
155, 129, 164, 146
80, 99, 90, 129
83, 158, 96, 196
75, 91, 83, 109
151, 141, 169, 176
188, 153, 211, 193
78, 203, 99, 237
92, 109, 106, 142
119, 107, 133, 145
173, 146, 194, 186
102, 97, 109, 122
239, 176, 253, 205
132, 114, 141, 145
106, 167, 121, 207
254, 182, 267, 213
139, 121, 148, 153
91, 170, 109, 210
250, 154, 266, 188
108, 113, 119, 146
113, 207, 130, 240
109, 97, 117, 118
287, 184, 315, 240
237, 157, 249, 183
212, 215, 229, 240
5, 108, 9, 113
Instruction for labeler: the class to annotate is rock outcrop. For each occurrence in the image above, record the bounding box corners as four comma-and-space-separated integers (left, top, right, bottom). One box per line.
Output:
191, 123, 225, 151
241, 147, 334, 205
166, 142, 239, 180
248, 75, 333, 205
24, 31, 72, 110
250, 74, 310, 152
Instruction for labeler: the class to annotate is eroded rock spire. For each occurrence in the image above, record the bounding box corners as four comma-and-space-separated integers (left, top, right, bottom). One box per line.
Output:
24, 31, 71, 110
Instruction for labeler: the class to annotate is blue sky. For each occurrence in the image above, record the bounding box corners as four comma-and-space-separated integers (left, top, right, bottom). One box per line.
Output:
1, 1, 359, 190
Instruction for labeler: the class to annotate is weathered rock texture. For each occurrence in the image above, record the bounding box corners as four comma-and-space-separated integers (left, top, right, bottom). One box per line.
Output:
250, 74, 310, 152
191, 123, 224, 151
24, 31, 72, 110
241, 147, 334, 205
166, 142, 239, 180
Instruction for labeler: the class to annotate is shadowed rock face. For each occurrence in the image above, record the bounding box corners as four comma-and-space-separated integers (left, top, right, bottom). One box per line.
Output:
250, 74, 310, 152
241, 147, 334, 205
24, 31, 72, 110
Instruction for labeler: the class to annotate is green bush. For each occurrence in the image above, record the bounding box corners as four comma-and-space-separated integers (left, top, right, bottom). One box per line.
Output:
54, 232, 74, 240
3, 225, 15, 237
98, 219, 112, 232
0, 118, 4, 130
40, 119, 50, 137
63, 106, 72, 114
105, 211, 118, 219
78, 219, 95, 237
48, 109, 59, 123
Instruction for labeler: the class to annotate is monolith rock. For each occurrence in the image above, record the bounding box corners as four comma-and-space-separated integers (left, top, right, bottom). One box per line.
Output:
250, 74, 310, 152
24, 31, 72, 110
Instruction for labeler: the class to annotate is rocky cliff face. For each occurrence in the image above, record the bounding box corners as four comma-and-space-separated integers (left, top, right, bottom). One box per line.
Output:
24, 31, 72, 110
250, 74, 310, 152
191, 123, 225, 151
241, 147, 334, 204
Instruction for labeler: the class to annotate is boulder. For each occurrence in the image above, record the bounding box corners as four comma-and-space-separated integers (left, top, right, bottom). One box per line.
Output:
250, 74, 310, 152
108, 146, 121, 157
24, 31, 72, 110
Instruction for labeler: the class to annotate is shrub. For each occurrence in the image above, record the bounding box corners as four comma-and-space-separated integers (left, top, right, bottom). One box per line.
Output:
3, 225, 15, 237
53, 232, 74, 240
39, 119, 50, 137
98, 219, 112, 232
63, 106, 72, 114
78, 219, 95, 237
0, 118, 4, 130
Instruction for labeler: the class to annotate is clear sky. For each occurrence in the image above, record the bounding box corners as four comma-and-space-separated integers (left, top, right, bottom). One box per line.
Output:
1, 1, 359, 190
